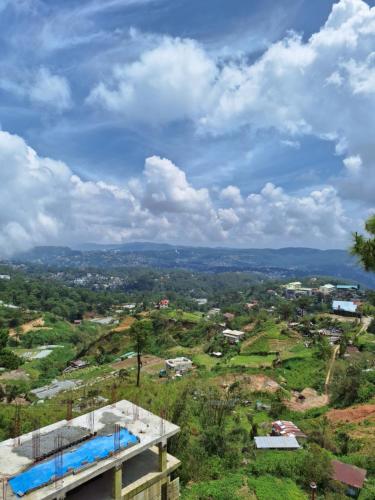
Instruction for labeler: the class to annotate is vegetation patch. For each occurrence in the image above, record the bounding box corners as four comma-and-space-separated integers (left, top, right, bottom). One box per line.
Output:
248, 475, 307, 500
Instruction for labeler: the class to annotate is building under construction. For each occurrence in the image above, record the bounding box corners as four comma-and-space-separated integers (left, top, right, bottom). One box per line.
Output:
0, 400, 180, 499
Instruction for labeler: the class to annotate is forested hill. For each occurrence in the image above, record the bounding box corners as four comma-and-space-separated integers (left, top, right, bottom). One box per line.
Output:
9, 244, 375, 287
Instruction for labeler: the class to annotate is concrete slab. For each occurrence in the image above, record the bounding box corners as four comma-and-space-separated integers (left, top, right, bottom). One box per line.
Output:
0, 400, 179, 499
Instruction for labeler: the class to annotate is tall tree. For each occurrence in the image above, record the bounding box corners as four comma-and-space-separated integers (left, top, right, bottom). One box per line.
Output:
351, 214, 375, 272
130, 320, 152, 387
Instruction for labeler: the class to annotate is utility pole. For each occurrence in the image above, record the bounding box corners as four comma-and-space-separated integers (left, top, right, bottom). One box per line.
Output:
310, 482, 317, 500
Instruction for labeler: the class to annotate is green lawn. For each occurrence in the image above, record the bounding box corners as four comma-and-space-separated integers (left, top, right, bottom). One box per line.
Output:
192, 353, 220, 369
163, 310, 203, 323
229, 354, 276, 367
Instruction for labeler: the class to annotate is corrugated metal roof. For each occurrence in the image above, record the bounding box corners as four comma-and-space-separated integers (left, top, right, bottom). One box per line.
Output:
332, 460, 367, 489
332, 300, 358, 313
254, 436, 300, 449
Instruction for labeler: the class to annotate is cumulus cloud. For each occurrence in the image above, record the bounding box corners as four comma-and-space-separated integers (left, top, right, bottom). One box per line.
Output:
88, 0, 375, 204
0, 129, 353, 256
87, 37, 218, 124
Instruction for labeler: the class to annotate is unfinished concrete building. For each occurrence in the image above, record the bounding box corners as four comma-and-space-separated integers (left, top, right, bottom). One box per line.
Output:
0, 400, 180, 499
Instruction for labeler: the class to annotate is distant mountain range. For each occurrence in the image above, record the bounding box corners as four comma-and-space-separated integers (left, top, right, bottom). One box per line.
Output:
10, 243, 375, 287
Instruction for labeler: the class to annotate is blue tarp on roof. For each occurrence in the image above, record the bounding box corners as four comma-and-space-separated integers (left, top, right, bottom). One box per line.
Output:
9, 428, 138, 497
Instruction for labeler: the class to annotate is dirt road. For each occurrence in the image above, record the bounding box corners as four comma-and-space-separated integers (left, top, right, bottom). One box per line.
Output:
324, 315, 372, 395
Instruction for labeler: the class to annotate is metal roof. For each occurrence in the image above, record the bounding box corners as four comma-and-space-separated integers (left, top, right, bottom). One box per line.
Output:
254, 436, 300, 449
332, 300, 358, 313
332, 460, 367, 489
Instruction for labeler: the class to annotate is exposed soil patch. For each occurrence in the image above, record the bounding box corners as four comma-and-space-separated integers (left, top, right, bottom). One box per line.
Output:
112, 355, 164, 373
218, 374, 280, 393
285, 388, 328, 411
327, 404, 375, 423
0, 369, 30, 381
243, 322, 255, 332
112, 316, 135, 332
9, 317, 48, 338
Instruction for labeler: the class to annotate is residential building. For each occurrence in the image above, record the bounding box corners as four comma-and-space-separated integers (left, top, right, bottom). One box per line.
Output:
70, 359, 88, 370
207, 308, 221, 318
336, 284, 360, 291
0, 274, 10, 280
194, 298, 207, 306
165, 357, 192, 373
0, 400, 180, 499
158, 299, 169, 309
331, 460, 367, 497
222, 329, 245, 343
271, 420, 307, 439
332, 300, 358, 315
319, 284, 335, 295
254, 436, 300, 450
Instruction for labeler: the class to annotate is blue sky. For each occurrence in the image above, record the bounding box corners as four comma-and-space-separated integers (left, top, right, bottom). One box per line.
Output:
0, 0, 374, 254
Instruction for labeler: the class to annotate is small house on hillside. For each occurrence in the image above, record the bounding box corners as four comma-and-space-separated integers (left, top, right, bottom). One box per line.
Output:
272, 420, 307, 439
332, 300, 359, 316
165, 357, 192, 373
222, 329, 245, 343
331, 460, 367, 497
254, 436, 300, 450
70, 359, 88, 370
158, 299, 169, 309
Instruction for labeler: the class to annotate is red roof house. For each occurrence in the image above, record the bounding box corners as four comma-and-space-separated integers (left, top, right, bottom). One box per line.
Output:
332, 460, 367, 494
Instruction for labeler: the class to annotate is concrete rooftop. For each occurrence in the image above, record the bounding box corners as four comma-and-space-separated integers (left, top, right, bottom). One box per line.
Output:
0, 400, 179, 499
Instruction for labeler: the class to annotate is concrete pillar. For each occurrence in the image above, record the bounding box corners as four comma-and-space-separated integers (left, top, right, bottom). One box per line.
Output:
158, 441, 168, 499
158, 441, 167, 472
112, 464, 122, 500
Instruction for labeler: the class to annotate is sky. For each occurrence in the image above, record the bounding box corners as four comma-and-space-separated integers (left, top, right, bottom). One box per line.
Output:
0, 0, 374, 255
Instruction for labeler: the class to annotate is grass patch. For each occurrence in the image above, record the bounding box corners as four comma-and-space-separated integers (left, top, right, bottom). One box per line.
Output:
182, 473, 245, 500
229, 354, 276, 368
248, 476, 307, 500
275, 357, 326, 392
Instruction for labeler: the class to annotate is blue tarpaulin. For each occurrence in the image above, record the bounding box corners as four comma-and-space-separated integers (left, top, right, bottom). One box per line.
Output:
9, 428, 138, 496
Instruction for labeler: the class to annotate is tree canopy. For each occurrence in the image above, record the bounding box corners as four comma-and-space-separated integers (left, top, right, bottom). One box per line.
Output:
351, 214, 375, 272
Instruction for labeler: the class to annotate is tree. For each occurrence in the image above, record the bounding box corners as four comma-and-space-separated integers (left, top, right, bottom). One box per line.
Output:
330, 362, 361, 408
301, 444, 332, 489
130, 320, 152, 387
351, 214, 375, 272
277, 301, 294, 321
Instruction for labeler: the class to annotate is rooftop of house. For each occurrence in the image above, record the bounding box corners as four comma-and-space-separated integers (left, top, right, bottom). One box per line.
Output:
222, 329, 244, 336
332, 460, 367, 489
166, 357, 191, 365
254, 436, 300, 449
332, 300, 358, 313
0, 400, 179, 499
272, 420, 307, 438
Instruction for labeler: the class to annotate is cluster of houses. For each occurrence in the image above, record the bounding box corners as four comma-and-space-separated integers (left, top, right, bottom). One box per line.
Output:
283, 281, 361, 299
254, 420, 367, 497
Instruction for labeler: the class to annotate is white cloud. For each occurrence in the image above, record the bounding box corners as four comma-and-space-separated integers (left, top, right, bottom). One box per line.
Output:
343, 154, 362, 173
87, 37, 218, 124
29, 67, 72, 111
88, 0, 375, 204
220, 185, 243, 205
0, 67, 72, 112
0, 129, 354, 256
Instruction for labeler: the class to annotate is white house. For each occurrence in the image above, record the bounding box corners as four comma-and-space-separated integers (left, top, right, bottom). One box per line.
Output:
319, 284, 335, 295
165, 357, 192, 373
222, 329, 245, 343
